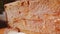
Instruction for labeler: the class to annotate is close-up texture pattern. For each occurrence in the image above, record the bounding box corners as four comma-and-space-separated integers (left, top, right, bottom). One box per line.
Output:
4, 0, 60, 34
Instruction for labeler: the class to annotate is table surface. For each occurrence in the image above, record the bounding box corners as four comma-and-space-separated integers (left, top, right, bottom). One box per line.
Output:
0, 28, 6, 34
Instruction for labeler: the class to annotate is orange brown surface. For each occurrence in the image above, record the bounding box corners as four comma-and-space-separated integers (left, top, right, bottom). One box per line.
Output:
0, 28, 6, 34
4, 0, 60, 34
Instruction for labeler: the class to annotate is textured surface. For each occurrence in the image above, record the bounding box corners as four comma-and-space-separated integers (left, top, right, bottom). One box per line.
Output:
4, 0, 60, 34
